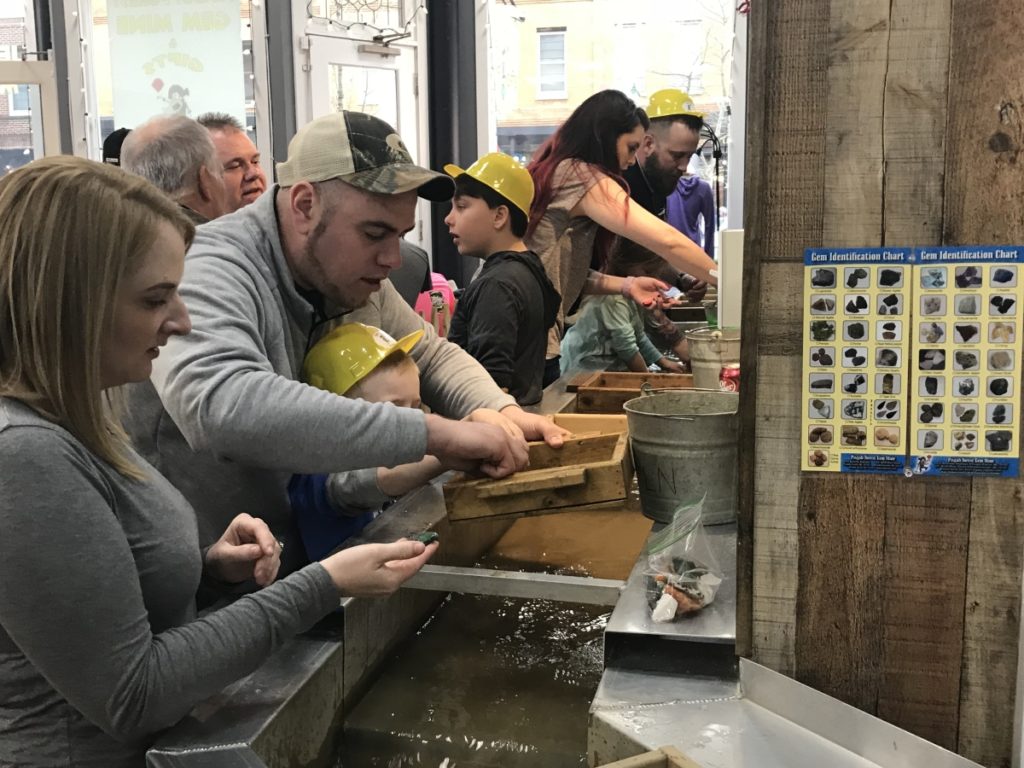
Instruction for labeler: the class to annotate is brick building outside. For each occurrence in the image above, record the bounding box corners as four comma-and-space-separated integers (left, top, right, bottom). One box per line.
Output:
0, 16, 34, 173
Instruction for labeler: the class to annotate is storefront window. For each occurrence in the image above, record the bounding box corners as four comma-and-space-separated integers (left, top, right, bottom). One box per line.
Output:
486, 0, 735, 199
89, 1, 259, 143
0, 2, 36, 172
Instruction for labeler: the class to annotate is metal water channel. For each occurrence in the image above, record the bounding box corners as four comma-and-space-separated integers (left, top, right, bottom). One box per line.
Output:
147, 371, 984, 768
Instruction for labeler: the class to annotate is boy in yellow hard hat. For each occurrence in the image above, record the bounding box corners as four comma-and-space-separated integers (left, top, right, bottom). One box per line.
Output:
290, 322, 444, 561
443, 153, 561, 405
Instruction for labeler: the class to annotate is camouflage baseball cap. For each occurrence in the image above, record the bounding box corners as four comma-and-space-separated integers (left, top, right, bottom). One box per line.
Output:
276, 111, 453, 201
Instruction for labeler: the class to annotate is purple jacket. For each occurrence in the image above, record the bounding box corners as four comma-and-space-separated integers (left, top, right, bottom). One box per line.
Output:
666, 176, 715, 259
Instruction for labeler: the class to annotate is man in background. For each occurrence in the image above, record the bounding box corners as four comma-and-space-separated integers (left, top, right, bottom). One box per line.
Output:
613, 89, 709, 359
624, 88, 703, 222
120, 115, 229, 225
197, 112, 267, 213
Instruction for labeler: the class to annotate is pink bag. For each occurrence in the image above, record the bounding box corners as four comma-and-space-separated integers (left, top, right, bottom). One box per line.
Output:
414, 272, 456, 337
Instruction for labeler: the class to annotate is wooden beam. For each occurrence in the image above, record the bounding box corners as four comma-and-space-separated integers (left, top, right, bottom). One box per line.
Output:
796, 475, 887, 710
873, 0, 966, 751
875, 480, 969, 750
945, 0, 1024, 763
741, 0, 829, 670
735, 0, 769, 661
957, 482, 1024, 766
794, 0, 890, 712
751, 354, 802, 672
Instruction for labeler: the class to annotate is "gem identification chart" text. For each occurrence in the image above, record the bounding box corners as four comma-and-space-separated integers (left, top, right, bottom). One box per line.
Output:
802, 246, 1022, 477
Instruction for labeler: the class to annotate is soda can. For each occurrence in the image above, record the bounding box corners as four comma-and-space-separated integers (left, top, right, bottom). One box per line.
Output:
720, 363, 740, 392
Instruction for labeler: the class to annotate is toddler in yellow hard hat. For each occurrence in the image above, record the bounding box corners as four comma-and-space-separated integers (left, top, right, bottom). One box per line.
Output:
290, 322, 444, 561
443, 152, 561, 405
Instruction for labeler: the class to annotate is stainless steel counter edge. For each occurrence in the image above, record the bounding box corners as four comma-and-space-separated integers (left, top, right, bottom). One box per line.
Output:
588, 660, 984, 768
738, 658, 983, 768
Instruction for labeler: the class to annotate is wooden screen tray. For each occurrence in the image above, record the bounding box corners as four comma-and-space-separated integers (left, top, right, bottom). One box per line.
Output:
566, 371, 694, 413
549, 412, 628, 435
443, 432, 632, 522
595, 746, 703, 768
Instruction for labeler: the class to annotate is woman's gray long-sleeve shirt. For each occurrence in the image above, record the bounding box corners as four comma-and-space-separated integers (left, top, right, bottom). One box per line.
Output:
0, 398, 339, 767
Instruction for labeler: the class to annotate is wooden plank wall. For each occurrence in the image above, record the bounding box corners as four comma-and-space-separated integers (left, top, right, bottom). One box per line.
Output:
946, 2, 1024, 764
739, 1, 1024, 764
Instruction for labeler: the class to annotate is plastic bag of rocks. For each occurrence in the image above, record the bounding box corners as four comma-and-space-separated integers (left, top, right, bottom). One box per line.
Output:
645, 496, 723, 623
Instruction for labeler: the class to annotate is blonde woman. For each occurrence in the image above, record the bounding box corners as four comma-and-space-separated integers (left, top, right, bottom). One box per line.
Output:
0, 157, 437, 767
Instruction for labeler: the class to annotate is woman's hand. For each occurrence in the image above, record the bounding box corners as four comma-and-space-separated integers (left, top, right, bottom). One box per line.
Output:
623, 275, 671, 308
205, 513, 282, 587
321, 539, 439, 597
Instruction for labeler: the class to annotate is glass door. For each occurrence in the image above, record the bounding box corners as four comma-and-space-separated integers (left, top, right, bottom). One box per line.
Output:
302, 0, 427, 246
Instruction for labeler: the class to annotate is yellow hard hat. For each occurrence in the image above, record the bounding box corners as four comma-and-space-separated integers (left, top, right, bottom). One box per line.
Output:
646, 89, 704, 120
303, 322, 423, 395
444, 152, 534, 217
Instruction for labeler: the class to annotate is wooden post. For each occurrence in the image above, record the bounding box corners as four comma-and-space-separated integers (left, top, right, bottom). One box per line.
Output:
946, 2, 1024, 764
741, 1, 1024, 763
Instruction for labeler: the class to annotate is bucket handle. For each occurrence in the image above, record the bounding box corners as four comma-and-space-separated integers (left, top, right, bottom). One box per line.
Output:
709, 329, 723, 355
639, 383, 726, 396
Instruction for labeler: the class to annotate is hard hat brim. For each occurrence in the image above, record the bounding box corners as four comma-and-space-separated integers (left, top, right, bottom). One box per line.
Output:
394, 329, 424, 355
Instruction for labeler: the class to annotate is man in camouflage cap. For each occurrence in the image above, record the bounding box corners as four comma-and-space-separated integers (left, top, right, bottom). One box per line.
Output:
124, 111, 566, 578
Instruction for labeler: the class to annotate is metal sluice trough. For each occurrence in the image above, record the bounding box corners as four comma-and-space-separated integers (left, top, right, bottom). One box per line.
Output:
146, 376, 985, 768
404, 564, 625, 606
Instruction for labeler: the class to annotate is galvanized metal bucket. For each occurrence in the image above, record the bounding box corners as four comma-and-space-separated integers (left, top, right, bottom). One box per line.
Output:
623, 389, 739, 525
686, 327, 741, 390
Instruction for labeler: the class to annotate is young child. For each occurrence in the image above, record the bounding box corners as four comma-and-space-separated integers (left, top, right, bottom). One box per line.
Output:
289, 322, 443, 561
559, 253, 688, 375
444, 152, 561, 405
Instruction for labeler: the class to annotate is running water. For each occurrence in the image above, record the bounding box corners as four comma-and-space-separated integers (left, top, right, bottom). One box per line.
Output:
336, 507, 651, 768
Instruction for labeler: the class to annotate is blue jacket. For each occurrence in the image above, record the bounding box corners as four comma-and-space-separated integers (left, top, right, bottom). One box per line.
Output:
288, 474, 379, 562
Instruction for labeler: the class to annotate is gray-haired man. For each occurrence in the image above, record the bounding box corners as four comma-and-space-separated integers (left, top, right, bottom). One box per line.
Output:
125, 111, 565, 576
121, 115, 229, 224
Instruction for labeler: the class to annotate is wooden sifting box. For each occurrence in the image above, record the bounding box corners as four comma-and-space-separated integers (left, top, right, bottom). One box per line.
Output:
549, 412, 629, 435
443, 432, 633, 522
566, 371, 694, 413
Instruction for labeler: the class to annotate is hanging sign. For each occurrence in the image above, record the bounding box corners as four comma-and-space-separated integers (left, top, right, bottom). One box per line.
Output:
802, 248, 912, 475
107, 0, 245, 128
908, 247, 1021, 477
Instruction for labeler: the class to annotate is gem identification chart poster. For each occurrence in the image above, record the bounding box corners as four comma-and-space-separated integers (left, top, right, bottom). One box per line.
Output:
801, 246, 1023, 477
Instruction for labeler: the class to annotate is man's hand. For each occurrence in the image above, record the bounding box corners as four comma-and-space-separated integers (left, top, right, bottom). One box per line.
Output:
678, 275, 709, 304
499, 405, 569, 448
205, 513, 282, 587
425, 414, 529, 478
466, 407, 526, 442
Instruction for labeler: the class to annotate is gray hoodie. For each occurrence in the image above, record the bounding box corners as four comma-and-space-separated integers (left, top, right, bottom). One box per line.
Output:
124, 188, 514, 570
